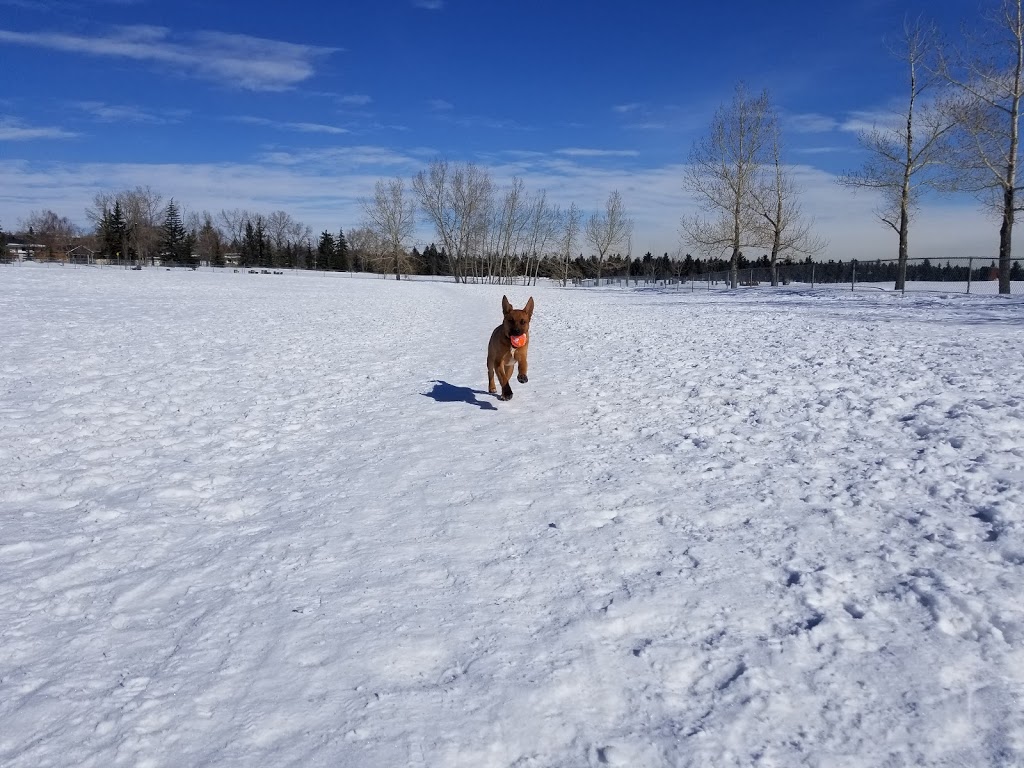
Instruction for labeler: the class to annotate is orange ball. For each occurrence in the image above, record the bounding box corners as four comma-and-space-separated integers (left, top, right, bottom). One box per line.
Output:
510, 334, 527, 348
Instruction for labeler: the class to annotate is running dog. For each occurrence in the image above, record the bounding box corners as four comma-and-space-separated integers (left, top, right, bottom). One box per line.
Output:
487, 295, 534, 401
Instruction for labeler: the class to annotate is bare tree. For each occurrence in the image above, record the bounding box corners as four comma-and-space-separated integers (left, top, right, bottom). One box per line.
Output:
752, 123, 827, 285
195, 212, 225, 267
120, 186, 163, 265
522, 190, 559, 285
218, 209, 249, 248
21, 210, 77, 261
361, 177, 416, 280
559, 202, 582, 287
839, 19, 953, 290
682, 82, 773, 289
266, 210, 296, 255
584, 190, 633, 282
346, 226, 386, 273
939, 0, 1024, 294
487, 177, 530, 283
412, 159, 494, 283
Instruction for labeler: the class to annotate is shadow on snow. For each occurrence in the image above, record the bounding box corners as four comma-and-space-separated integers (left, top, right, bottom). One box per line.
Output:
422, 380, 498, 411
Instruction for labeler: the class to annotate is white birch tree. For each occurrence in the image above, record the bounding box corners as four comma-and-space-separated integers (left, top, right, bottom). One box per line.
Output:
939, 0, 1024, 294
585, 190, 633, 282
682, 82, 773, 289
838, 19, 953, 290
361, 177, 416, 280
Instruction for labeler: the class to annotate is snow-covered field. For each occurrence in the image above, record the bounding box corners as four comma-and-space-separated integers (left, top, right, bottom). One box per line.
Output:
2, 263, 1023, 768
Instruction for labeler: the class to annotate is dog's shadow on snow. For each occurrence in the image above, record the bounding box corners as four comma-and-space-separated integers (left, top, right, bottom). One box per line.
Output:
423, 380, 498, 411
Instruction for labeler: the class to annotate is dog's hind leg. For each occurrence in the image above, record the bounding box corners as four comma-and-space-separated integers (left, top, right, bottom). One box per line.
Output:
487, 359, 497, 394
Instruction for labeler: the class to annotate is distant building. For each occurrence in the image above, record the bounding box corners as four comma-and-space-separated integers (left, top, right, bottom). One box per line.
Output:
67, 245, 96, 265
4, 237, 46, 261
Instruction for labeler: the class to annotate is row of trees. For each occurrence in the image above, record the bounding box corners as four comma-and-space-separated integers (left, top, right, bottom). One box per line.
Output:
4, 172, 634, 286
837, 0, 1024, 295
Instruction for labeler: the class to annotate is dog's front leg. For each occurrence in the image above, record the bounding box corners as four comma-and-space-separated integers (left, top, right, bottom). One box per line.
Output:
516, 351, 528, 384
497, 358, 514, 400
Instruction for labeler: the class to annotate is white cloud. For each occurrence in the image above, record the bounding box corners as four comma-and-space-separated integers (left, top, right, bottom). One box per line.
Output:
232, 116, 348, 135
413, 0, 444, 9
73, 101, 184, 124
256, 145, 420, 168
613, 103, 641, 114
787, 112, 839, 133
427, 99, 454, 111
0, 117, 76, 140
556, 148, 640, 158
839, 109, 902, 134
338, 94, 372, 106
0, 26, 337, 91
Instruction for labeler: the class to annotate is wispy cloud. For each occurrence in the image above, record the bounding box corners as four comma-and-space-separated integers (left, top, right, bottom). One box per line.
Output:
613, 103, 641, 114
72, 101, 185, 124
557, 148, 640, 158
257, 145, 420, 168
0, 117, 76, 140
794, 145, 848, 155
338, 94, 372, 106
232, 116, 348, 135
839, 109, 901, 134
787, 109, 902, 135
625, 121, 669, 131
787, 112, 839, 133
428, 106, 530, 131
413, 0, 444, 9
0, 25, 337, 90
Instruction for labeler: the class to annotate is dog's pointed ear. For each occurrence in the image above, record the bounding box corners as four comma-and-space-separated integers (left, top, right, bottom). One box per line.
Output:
525, 297, 534, 317
502, 295, 512, 315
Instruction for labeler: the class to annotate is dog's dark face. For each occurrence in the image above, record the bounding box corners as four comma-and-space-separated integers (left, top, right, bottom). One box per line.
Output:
502, 295, 534, 338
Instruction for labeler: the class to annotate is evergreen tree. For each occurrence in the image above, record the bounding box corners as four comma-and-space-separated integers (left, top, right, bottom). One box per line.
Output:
102, 201, 130, 264
0, 222, 8, 263
254, 217, 270, 268
242, 220, 258, 267
197, 216, 225, 267
183, 228, 198, 267
212, 232, 225, 267
336, 228, 350, 271
160, 199, 188, 265
317, 230, 335, 271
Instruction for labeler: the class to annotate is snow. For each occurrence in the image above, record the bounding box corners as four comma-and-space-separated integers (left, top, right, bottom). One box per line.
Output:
2, 262, 1023, 767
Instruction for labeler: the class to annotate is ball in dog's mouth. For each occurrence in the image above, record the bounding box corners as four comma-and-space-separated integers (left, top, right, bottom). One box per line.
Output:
510, 334, 527, 348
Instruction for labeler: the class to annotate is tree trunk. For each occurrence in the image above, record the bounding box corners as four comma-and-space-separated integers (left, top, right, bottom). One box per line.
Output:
1000, 186, 1014, 295
896, 206, 909, 292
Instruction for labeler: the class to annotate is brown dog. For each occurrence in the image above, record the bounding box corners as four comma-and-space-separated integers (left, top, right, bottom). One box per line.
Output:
487, 295, 534, 401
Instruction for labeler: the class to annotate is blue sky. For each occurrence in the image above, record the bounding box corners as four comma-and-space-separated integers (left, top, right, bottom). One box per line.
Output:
0, 0, 1001, 261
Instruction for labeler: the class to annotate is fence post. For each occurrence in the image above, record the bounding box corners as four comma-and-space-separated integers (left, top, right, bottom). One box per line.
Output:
966, 257, 973, 295
851, 260, 856, 292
